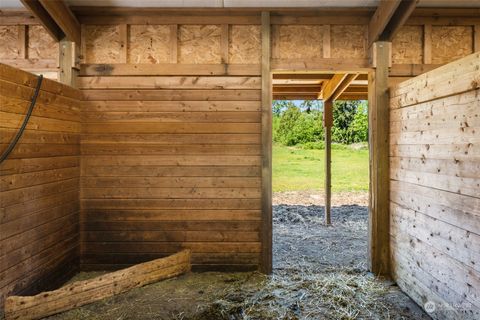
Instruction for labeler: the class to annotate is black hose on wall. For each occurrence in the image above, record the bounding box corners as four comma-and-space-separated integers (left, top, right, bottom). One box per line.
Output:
0, 74, 43, 164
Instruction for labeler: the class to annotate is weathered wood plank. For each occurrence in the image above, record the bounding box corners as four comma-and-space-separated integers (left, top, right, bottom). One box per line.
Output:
81, 100, 261, 112
82, 123, 260, 134
77, 76, 261, 89
81, 177, 260, 188
391, 202, 480, 273
260, 11, 272, 274
81, 165, 260, 177
81, 111, 261, 123
81, 144, 260, 156
368, 41, 391, 276
81, 198, 261, 210
390, 52, 480, 107
82, 89, 261, 101
81, 187, 260, 199
79, 63, 261, 76
84, 209, 261, 222
4, 250, 191, 320
81, 133, 261, 145
82, 155, 260, 166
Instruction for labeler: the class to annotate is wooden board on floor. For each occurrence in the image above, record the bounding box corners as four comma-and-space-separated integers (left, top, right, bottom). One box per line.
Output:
4, 250, 191, 320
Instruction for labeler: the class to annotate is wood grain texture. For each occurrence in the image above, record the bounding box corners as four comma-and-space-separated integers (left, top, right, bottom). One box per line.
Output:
389, 53, 480, 319
272, 25, 323, 60
229, 25, 261, 64
260, 11, 272, 274
81, 56, 262, 270
178, 25, 221, 64
431, 26, 473, 64
0, 26, 20, 59
4, 250, 191, 320
84, 25, 122, 64
392, 26, 423, 64
0, 64, 81, 306
368, 42, 391, 277
128, 25, 170, 64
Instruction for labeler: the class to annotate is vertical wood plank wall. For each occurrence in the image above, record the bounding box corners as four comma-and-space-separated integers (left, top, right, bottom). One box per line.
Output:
0, 64, 81, 304
389, 52, 480, 320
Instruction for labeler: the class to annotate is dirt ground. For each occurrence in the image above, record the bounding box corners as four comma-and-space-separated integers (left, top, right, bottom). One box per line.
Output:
40, 191, 430, 320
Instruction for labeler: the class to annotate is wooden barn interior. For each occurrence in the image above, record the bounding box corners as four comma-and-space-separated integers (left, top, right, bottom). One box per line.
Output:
0, 0, 479, 319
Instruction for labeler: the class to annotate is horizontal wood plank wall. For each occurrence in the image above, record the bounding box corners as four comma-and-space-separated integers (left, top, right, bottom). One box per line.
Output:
389, 52, 480, 320
79, 66, 262, 271
0, 64, 82, 305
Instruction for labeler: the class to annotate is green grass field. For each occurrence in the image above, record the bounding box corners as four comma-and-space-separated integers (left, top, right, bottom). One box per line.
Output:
272, 144, 369, 192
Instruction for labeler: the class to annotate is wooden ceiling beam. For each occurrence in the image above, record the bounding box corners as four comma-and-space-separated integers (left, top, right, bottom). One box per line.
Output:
368, 0, 402, 46
39, 0, 81, 44
368, 0, 418, 46
20, 0, 64, 41
330, 74, 359, 101
272, 74, 333, 80
381, 0, 418, 41
320, 73, 347, 101
336, 93, 368, 101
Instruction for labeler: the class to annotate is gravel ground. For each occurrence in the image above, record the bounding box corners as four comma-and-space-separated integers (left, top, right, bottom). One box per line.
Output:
37, 191, 430, 320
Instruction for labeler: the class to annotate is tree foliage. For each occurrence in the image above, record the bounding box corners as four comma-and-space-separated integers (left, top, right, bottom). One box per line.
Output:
272, 100, 368, 148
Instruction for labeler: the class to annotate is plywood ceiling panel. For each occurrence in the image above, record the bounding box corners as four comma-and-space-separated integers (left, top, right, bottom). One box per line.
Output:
3, 0, 480, 9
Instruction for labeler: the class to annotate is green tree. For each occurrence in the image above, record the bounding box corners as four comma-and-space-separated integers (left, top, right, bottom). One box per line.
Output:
350, 102, 368, 142
276, 105, 324, 146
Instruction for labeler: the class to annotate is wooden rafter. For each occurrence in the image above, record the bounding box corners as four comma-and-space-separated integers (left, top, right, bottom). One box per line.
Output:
320, 73, 347, 101
368, 0, 402, 45
20, 0, 64, 41
321, 73, 359, 101
330, 74, 359, 101
272, 74, 332, 80
39, 0, 81, 43
368, 0, 418, 46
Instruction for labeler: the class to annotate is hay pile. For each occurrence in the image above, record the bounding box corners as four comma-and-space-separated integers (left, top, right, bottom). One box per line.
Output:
179, 267, 390, 320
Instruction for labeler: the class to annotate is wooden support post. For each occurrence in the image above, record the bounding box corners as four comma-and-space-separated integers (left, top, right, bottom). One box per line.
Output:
323, 25, 331, 58
261, 11, 272, 274
474, 25, 480, 52
119, 24, 128, 63
80, 24, 86, 63
323, 99, 333, 225
170, 24, 178, 64
17, 25, 27, 59
221, 24, 229, 64
58, 38, 76, 87
368, 41, 391, 277
423, 24, 432, 64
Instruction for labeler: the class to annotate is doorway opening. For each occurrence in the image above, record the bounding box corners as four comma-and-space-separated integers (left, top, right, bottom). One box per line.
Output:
270, 72, 370, 272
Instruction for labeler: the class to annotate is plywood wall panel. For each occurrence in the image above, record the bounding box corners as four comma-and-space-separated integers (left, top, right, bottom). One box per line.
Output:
392, 26, 423, 64
272, 25, 323, 59
85, 25, 122, 64
0, 26, 19, 59
178, 25, 221, 64
331, 25, 367, 59
432, 26, 473, 64
28, 25, 58, 60
128, 25, 170, 64
229, 25, 261, 64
